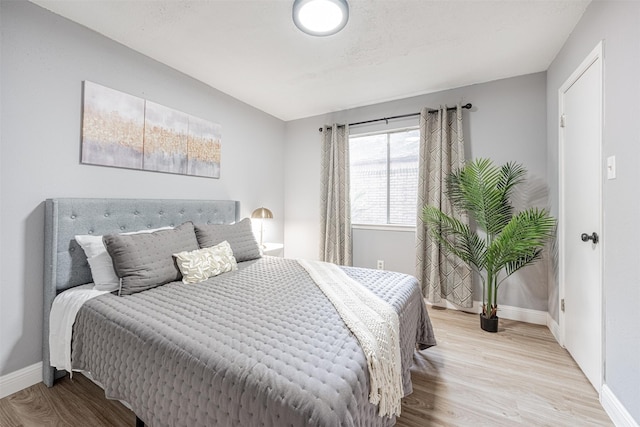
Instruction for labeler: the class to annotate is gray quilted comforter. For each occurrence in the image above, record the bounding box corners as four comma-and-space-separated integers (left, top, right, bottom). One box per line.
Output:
71, 257, 436, 427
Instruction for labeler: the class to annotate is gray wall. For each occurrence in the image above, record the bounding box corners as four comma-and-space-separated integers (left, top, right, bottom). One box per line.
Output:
352, 228, 416, 274
546, 0, 640, 421
0, 1, 285, 376
284, 72, 549, 311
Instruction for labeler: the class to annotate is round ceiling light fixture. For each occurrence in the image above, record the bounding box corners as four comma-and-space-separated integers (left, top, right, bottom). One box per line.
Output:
292, 0, 349, 37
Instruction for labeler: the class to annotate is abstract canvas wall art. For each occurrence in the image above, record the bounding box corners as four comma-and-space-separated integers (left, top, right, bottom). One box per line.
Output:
187, 114, 221, 178
143, 101, 189, 175
81, 81, 221, 178
81, 81, 145, 169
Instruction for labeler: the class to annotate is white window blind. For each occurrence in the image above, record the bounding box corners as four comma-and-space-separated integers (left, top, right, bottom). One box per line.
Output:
350, 128, 419, 226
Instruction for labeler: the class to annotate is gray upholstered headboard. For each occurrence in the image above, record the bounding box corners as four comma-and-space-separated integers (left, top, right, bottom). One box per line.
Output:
43, 198, 240, 387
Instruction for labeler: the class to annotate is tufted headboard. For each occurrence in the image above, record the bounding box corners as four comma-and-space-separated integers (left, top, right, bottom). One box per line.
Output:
43, 198, 240, 386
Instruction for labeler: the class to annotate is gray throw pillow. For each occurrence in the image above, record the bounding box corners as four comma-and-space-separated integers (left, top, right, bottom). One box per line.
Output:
104, 221, 200, 295
194, 218, 261, 262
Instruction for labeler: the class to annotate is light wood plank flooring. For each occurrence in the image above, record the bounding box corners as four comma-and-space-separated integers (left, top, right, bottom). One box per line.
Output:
0, 308, 611, 426
397, 308, 611, 426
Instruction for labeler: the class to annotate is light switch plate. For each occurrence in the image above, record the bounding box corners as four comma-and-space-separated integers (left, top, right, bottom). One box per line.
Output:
607, 156, 616, 180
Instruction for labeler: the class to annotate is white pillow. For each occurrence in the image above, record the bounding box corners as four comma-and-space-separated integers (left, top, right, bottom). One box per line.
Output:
75, 226, 172, 291
173, 241, 238, 284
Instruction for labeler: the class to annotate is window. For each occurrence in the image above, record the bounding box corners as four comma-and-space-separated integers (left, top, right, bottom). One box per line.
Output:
349, 128, 419, 226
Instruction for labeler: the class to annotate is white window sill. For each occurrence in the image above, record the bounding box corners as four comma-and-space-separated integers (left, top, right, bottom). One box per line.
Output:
352, 224, 416, 232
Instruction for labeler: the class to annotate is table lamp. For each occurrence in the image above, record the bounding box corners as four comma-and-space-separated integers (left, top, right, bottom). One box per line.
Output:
251, 207, 273, 248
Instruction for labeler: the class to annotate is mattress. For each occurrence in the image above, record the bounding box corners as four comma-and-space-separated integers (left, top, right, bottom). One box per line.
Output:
70, 256, 435, 427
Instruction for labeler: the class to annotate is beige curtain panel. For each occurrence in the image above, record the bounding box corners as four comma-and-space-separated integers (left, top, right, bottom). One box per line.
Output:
416, 105, 473, 307
320, 124, 352, 266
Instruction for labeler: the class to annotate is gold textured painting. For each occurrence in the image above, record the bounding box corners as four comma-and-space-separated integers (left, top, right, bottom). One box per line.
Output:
143, 101, 189, 174
187, 114, 221, 178
81, 81, 145, 169
81, 81, 221, 178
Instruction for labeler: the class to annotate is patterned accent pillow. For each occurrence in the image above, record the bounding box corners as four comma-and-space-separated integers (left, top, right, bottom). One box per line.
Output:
103, 222, 199, 295
195, 218, 261, 262
174, 241, 238, 284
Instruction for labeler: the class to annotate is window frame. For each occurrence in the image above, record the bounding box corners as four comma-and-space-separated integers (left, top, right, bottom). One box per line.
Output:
349, 125, 420, 230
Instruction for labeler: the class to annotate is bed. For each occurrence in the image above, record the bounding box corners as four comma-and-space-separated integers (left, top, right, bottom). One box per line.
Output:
43, 198, 436, 427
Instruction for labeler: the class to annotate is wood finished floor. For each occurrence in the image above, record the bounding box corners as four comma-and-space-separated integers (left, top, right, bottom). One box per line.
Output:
0, 308, 612, 426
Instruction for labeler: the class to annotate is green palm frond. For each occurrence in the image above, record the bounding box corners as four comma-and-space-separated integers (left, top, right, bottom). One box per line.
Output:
446, 158, 524, 236
497, 162, 527, 197
488, 208, 556, 273
423, 206, 487, 271
505, 248, 543, 277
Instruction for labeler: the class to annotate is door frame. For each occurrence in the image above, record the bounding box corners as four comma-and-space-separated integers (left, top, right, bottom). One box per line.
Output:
557, 40, 604, 393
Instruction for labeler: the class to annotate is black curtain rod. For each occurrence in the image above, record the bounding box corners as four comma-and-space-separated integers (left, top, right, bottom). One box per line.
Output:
318, 103, 472, 132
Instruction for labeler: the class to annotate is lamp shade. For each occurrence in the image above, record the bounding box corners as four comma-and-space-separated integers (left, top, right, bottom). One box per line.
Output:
251, 207, 273, 219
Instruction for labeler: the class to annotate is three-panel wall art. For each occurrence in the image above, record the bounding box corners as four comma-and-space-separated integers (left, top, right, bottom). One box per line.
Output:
81, 81, 221, 178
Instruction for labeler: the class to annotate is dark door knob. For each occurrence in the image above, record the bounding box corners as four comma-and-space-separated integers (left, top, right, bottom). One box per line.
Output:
581, 232, 599, 244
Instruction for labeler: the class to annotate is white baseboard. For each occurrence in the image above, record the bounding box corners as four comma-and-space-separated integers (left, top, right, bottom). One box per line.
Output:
546, 313, 561, 344
497, 304, 547, 325
601, 384, 639, 427
0, 362, 42, 399
427, 299, 481, 314
426, 299, 547, 325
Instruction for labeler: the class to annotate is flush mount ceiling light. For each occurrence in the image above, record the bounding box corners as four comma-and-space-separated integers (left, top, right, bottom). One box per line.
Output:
293, 0, 349, 37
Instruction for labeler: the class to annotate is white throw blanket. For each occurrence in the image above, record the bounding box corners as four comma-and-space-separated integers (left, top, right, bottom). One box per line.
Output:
297, 259, 403, 418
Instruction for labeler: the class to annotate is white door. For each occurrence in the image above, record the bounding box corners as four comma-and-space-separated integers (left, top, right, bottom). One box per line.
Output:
559, 42, 603, 393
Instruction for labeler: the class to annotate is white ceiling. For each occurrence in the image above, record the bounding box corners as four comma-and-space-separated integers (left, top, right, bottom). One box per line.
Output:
30, 0, 590, 121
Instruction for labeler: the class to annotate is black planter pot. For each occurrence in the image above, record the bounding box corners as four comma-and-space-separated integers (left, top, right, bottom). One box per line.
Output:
480, 314, 499, 333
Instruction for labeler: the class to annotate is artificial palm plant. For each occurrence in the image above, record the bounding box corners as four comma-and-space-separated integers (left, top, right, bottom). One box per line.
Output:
422, 158, 555, 331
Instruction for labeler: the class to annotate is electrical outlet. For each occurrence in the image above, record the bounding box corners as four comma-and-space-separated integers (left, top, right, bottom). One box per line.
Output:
376, 260, 384, 270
